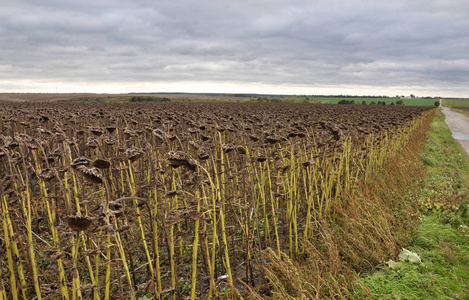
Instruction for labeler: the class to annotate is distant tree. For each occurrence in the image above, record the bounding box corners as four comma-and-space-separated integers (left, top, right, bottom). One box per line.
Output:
391, 102, 395, 105
338, 99, 355, 104
362, 101, 366, 105
370, 101, 376, 105
396, 100, 404, 105
130, 96, 170, 102
410, 94, 416, 98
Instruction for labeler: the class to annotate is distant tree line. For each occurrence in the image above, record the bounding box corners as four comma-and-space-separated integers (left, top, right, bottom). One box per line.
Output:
338, 99, 356, 104
129, 96, 171, 102
253, 97, 294, 103
367, 101, 388, 105
356, 100, 405, 105
313, 95, 391, 98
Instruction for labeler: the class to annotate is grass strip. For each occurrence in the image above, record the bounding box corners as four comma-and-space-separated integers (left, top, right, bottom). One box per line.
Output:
355, 110, 469, 299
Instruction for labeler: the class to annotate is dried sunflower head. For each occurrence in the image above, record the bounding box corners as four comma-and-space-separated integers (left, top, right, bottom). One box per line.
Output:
222, 144, 235, 153
236, 146, 247, 155
125, 147, 144, 162
103, 135, 117, 145
90, 127, 103, 136
106, 126, 117, 133
93, 159, 111, 169
188, 127, 199, 134
26, 140, 38, 149
107, 201, 124, 218
71, 156, 92, 169
77, 166, 103, 184
188, 140, 200, 150
36, 168, 55, 181
5, 138, 19, 149
200, 134, 211, 141
302, 160, 315, 167
86, 137, 98, 149
184, 159, 198, 172
197, 147, 210, 160
55, 132, 67, 142
66, 214, 93, 231
265, 135, 280, 144
67, 137, 78, 146
165, 151, 189, 168
123, 128, 137, 138
256, 154, 267, 163
249, 135, 259, 142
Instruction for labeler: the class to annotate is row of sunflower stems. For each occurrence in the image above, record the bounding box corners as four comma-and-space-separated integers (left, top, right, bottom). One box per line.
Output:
1, 110, 431, 299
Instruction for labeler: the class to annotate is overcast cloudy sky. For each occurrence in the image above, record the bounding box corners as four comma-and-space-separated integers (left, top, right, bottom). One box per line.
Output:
1, 0, 468, 97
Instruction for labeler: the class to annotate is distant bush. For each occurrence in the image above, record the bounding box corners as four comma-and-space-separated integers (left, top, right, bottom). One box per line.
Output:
129, 96, 170, 102
338, 99, 355, 104
256, 97, 289, 103
434, 101, 440, 107
396, 100, 404, 105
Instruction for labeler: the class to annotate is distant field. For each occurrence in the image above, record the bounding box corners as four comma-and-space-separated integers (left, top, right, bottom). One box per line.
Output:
297, 96, 438, 106
0, 93, 252, 103
443, 98, 469, 108
0, 93, 443, 106
0, 93, 115, 102
70, 94, 253, 103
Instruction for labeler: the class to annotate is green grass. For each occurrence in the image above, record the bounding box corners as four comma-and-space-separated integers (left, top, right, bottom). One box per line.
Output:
397, 98, 440, 106
442, 99, 469, 116
357, 213, 469, 299
68, 95, 442, 105
426, 112, 469, 175
443, 99, 469, 108
355, 109, 469, 299
294, 96, 438, 106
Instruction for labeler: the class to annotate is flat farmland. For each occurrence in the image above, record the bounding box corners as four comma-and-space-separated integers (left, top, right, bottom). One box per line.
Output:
0, 102, 435, 299
443, 98, 469, 108
0, 93, 112, 102
0, 93, 253, 103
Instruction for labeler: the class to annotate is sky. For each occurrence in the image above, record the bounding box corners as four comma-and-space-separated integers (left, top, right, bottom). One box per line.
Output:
1, 0, 468, 97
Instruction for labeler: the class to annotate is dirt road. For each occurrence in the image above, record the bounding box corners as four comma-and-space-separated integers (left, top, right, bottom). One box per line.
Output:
440, 100, 469, 156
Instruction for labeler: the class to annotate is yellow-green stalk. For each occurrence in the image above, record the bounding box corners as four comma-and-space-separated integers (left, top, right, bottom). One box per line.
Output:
217, 133, 233, 285
265, 162, 280, 255
2, 198, 18, 300
113, 226, 136, 300
190, 189, 201, 300
23, 187, 42, 300
126, 161, 154, 278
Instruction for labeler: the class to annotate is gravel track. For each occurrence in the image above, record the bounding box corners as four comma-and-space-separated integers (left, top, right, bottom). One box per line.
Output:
441, 100, 469, 156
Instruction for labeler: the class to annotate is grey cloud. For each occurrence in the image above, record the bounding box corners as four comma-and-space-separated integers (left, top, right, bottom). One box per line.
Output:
1, 0, 468, 95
